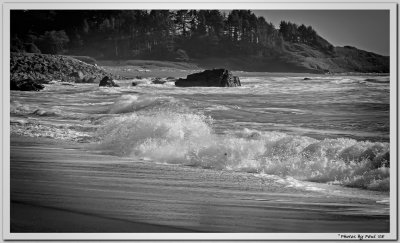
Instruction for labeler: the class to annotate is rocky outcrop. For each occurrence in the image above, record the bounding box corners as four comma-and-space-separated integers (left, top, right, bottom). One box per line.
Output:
11, 79, 45, 91
69, 71, 85, 81
99, 76, 119, 87
175, 69, 241, 87
10, 52, 123, 85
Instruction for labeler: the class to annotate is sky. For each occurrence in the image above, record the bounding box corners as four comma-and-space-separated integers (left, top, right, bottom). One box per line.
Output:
252, 10, 390, 56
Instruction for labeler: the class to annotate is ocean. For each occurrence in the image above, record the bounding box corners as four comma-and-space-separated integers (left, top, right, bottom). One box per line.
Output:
10, 72, 391, 233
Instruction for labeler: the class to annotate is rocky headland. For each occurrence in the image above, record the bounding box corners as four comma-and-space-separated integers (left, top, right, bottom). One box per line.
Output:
10, 52, 124, 91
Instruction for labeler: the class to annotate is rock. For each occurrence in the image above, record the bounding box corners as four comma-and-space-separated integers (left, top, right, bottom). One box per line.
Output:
175, 69, 241, 87
10, 52, 126, 88
35, 78, 51, 84
70, 71, 84, 79
152, 77, 166, 84
303, 77, 311, 80
132, 82, 138, 86
99, 76, 119, 87
11, 79, 45, 91
135, 76, 142, 79
70, 71, 86, 83
33, 64, 42, 71
233, 76, 240, 85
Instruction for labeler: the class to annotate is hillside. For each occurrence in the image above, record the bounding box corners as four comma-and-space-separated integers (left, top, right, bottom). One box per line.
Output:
282, 44, 388, 73
10, 10, 389, 73
191, 44, 389, 73
277, 43, 389, 73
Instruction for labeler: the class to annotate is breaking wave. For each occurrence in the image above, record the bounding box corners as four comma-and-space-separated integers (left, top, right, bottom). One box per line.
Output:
96, 105, 390, 191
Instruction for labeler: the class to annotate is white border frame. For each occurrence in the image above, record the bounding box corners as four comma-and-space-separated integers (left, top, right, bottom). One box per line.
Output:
2, 2, 398, 241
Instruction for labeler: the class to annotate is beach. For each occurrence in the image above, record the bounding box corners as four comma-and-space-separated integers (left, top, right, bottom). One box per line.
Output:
11, 135, 389, 233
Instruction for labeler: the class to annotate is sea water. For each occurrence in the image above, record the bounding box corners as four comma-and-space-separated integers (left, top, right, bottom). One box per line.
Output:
10, 73, 390, 192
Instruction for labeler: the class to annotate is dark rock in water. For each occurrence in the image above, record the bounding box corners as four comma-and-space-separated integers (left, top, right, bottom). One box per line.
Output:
152, 77, 166, 84
99, 76, 119, 87
132, 82, 138, 86
303, 77, 311, 80
233, 76, 240, 85
11, 79, 45, 91
175, 69, 241, 87
135, 76, 142, 80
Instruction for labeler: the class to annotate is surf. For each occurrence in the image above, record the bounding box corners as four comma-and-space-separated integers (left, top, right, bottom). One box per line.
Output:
96, 102, 390, 191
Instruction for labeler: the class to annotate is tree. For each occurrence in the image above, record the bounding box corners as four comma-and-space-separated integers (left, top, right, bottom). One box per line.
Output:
174, 10, 190, 36
10, 9, 333, 60
36, 30, 69, 54
227, 10, 241, 41
298, 24, 307, 43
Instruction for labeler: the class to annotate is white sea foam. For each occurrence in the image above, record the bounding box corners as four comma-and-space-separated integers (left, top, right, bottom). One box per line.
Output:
11, 122, 92, 142
96, 105, 390, 191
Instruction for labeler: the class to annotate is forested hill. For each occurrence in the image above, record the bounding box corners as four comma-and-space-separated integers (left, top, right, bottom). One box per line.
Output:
11, 10, 389, 73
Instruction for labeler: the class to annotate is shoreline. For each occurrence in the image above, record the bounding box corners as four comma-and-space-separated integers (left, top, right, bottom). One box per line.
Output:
9, 135, 390, 233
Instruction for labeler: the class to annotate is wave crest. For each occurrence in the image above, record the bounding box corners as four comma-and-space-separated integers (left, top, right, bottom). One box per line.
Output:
96, 109, 390, 191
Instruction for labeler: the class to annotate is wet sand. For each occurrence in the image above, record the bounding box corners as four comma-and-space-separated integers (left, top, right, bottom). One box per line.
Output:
10, 135, 389, 233
11, 202, 191, 232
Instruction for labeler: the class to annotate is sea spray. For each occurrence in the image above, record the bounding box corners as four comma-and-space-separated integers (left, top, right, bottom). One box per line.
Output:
97, 108, 390, 191
97, 110, 214, 159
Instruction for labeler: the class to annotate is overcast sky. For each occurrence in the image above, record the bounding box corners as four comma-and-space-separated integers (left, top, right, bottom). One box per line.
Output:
251, 10, 390, 56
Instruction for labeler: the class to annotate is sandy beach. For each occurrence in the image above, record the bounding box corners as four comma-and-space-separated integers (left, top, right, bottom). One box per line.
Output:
10, 135, 389, 233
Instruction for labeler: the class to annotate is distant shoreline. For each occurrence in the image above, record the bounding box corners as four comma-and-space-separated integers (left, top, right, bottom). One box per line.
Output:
10, 53, 390, 86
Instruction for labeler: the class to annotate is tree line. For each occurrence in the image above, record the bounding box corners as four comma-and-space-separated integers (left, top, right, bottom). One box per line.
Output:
11, 10, 334, 60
